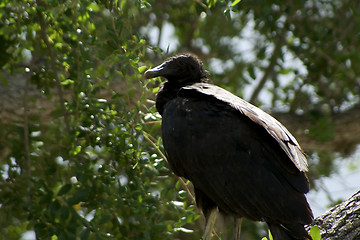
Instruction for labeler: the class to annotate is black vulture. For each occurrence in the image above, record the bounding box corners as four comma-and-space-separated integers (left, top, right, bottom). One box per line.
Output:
144, 54, 313, 240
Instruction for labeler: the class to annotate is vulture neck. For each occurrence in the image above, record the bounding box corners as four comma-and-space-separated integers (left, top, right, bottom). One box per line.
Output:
156, 79, 204, 115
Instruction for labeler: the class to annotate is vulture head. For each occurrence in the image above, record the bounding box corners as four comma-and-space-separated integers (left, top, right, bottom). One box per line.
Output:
145, 54, 208, 84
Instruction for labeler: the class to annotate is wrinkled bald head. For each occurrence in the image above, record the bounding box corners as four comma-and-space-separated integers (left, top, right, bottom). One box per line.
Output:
145, 54, 207, 84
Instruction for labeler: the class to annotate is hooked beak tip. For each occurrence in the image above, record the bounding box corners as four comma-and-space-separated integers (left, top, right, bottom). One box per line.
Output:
144, 69, 155, 79
144, 63, 166, 79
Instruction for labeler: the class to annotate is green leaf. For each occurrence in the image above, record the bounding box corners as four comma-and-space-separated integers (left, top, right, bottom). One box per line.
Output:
231, 0, 242, 7
72, 145, 82, 156
278, 68, 293, 75
175, 180, 181, 190
207, 0, 217, 8
58, 184, 72, 196
248, 65, 256, 79
67, 189, 90, 205
310, 225, 321, 240
61, 79, 75, 86
268, 229, 273, 240
87, 2, 99, 12
138, 66, 147, 73
178, 190, 188, 199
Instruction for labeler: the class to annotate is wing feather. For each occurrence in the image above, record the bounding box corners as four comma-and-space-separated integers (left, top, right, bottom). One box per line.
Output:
180, 83, 309, 172
161, 95, 312, 223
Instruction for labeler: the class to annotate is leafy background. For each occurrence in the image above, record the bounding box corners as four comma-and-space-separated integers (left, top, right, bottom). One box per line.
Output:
0, 0, 359, 239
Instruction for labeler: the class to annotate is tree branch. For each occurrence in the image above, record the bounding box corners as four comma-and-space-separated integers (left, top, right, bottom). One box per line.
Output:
249, 34, 284, 104
307, 191, 360, 240
273, 104, 360, 155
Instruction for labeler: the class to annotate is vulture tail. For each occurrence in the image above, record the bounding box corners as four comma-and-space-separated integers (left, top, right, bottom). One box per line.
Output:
267, 222, 312, 240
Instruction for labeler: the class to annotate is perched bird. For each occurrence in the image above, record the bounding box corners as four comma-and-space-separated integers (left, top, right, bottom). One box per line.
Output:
145, 54, 313, 240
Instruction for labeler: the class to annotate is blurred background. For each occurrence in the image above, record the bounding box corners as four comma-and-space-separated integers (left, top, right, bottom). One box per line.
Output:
1, 0, 359, 239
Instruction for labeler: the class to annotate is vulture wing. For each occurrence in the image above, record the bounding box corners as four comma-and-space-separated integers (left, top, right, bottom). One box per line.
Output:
181, 83, 309, 172
161, 82, 313, 224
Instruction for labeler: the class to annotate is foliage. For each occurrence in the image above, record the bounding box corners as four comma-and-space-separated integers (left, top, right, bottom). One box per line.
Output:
1, 0, 359, 239
0, 0, 198, 239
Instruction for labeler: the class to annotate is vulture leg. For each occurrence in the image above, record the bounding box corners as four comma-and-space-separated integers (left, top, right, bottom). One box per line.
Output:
233, 217, 243, 240
203, 208, 217, 240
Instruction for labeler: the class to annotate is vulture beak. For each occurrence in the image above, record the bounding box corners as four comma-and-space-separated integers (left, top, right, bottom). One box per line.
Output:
144, 62, 167, 79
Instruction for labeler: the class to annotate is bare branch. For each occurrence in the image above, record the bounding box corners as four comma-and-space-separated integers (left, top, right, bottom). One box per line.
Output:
249, 35, 284, 104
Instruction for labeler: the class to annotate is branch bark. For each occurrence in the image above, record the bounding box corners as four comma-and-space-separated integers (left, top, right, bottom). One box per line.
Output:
307, 191, 360, 240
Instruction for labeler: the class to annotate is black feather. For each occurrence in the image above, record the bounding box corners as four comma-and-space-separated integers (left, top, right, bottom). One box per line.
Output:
145, 54, 314, 240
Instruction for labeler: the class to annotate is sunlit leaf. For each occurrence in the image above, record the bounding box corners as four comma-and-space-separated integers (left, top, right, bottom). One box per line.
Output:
310, 225, 321, 240
138, 66, 147, 73
231, 0, 242, 7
